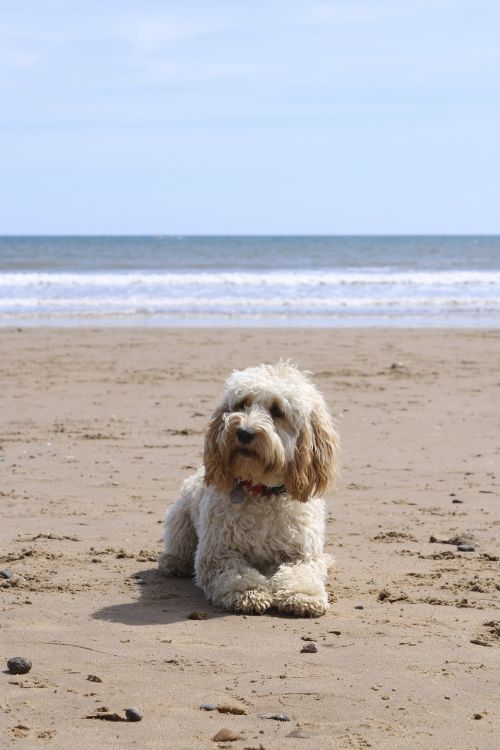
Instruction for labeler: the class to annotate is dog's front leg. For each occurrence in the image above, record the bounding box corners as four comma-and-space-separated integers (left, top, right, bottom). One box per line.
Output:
270, 557, 330, 617
194, 547, 273, 615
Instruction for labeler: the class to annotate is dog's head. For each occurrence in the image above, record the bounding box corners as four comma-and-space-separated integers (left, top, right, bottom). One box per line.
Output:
203, 362, 340, 501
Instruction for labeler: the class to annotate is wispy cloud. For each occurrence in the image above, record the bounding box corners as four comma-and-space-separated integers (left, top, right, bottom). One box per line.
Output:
110, 2, 500, 90
113, 10, 242, 82
115, 12, 225, 54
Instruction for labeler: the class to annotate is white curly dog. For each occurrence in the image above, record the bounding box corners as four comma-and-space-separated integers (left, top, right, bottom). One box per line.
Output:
158, 362, 340, 617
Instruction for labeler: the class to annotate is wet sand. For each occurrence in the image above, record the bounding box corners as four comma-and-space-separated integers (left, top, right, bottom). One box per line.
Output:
1, 327, 499, 748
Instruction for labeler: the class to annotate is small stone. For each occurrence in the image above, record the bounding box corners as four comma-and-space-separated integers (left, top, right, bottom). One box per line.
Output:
452, 499, 464, 504
354, 604, 364, 610
300, 642, 318, 653
0, 569, 14, 579
125, 707, 143, 722
200, 703, 218, 711
301, 635, 314, 641
188, 611, 208, 620
448, 533, 475, 546
390, 362, 407, 370
87, 674, 102, 682
457, 544, 475, 552
7, 657, 32, 675
473, 713, 483, 720
212, 727, 241, 742
257, 712, 290, 721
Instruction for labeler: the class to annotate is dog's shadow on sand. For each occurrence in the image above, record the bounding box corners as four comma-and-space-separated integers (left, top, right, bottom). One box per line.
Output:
92, 568, 228, 626
92, 568, 299, 625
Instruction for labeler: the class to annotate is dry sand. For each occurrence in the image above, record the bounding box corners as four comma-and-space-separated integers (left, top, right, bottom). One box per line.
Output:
1, 327, 499, 749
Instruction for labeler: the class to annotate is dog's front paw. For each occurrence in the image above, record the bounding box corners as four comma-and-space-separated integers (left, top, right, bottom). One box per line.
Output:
274, 592, 328, 618
222, 589, 273, 615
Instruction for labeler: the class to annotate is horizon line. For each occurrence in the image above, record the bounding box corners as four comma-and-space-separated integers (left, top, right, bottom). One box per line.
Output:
1, 233, 499, 239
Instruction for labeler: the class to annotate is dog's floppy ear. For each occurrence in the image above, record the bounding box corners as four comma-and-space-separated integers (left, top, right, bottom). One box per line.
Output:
284, 422, 314, 502
203, 404, 232, 491
309, 403, 340, 497
285, 402, 340, 502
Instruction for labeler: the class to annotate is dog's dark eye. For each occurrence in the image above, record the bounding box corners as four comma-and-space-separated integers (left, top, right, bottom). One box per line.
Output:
270, 403, 284, 419
235, 399, 249, 412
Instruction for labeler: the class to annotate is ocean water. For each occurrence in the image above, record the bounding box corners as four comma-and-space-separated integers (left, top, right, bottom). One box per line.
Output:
0, 236, 499, 327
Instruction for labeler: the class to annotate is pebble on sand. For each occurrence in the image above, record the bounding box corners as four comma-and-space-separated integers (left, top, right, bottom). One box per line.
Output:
7, 657, 32, 675
448, 534, 475, 546
389, 362, 408, 371
457, 544, 475, 552
212, 728, 242, 742
300, 642, 318, 653
125, 707, 143, 722
0, 569, 14, 579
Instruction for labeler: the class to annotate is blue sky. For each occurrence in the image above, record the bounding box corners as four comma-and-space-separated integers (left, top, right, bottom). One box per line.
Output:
1, 0, 499, 234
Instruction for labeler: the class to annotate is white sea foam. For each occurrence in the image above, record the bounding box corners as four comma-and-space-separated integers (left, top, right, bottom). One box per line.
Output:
2, 294, 500, 309
1, 270, 500, 288
1, 268, 500, 324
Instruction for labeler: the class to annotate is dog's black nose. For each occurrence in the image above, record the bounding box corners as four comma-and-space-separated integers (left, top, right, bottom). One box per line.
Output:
236, 428, 254, 445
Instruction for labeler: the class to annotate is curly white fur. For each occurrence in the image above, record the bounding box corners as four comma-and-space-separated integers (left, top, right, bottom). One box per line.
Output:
158, 362, 340, 617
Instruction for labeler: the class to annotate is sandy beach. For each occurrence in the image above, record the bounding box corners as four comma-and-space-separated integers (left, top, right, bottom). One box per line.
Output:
1, 327, 499, 749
